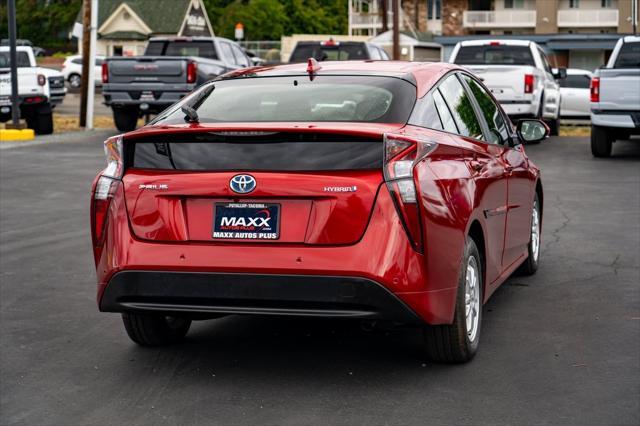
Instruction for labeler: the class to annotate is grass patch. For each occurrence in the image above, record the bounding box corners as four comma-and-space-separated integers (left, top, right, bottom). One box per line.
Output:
560, 125, 590, 137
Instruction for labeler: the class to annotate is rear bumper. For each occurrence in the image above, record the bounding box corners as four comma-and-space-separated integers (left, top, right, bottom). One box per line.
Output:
94, 181, 461, 325
501, 101, 537, 117
591, 110, 640, 129
100, 270, 423, 323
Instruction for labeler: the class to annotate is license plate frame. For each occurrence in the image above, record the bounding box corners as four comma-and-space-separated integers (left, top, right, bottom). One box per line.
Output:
212, 202, 280, 240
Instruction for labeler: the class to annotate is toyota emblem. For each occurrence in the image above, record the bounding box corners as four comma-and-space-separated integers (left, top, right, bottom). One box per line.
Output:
229, 174, 256, 194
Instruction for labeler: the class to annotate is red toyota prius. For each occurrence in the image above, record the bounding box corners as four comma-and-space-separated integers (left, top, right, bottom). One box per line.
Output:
91, 61, 548, 363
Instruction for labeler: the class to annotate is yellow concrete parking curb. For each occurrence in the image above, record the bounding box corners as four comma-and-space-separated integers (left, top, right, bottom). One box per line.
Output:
0, 129, 35, 141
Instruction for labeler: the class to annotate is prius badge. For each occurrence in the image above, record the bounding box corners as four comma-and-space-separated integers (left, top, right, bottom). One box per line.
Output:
230, 174, 256, 194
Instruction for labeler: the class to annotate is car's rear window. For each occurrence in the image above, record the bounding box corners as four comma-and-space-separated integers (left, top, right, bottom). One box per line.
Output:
155, 76, 416, 124
129, 133, 383, 171
559, 74, 590, 89
613, 42, 640, 69
289, 44, 369, 62
454, 45, 535, 66
145, 40, 218, 60
0, 52, 31, 68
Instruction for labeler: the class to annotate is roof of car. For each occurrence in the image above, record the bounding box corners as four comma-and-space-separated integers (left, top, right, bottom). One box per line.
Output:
220, 61, 460, 98
457, 39, 532, 47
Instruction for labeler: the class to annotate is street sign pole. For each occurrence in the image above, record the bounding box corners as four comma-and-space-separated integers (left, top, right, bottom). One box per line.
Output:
7, 0, 21, 127
86, 0, 98, 130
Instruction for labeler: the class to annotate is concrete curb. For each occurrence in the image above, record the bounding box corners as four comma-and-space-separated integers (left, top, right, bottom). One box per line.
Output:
0, 129, 117, 150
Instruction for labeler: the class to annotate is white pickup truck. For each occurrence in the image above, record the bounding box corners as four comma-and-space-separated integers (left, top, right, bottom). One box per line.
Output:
590, 35, 640, 157
0, 46, 66, 134
449, 39, 565, 135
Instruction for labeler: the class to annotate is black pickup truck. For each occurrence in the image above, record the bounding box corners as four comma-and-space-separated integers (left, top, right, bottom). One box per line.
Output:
102, 36, 251, 131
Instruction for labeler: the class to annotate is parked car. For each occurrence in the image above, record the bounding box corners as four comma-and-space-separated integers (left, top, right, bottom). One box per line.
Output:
0, 46, 66, 134
289, 40, 390, 63
102, 36, 252, 132
590, 35, 640, 157
449, 39, 565, 135
91, 61, 548, 363
61, 54, 105, 89
559, 68, 592, 119
1, 39, 46, 57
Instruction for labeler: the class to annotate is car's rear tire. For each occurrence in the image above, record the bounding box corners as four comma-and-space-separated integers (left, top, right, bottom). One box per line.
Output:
547, 116, 560, 136
112, 106, 138, 132
423, 237, 482, 363
517, 193, 541, 276
25, 103, 53, 135
591, 125, 612, 157
121, 313, 191, 346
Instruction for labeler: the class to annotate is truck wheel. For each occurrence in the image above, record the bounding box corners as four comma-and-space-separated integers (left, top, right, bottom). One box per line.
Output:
113, 107, 138, 132
122, 313, 191, 346
591, 125, 612, 157
26, 103, 54, 135
423, 237, 482, 363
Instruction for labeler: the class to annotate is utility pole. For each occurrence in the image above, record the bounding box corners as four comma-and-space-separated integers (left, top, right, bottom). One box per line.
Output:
86, 0, 98, 130
392, 0, 400, 60
381, 0, 388, 33
7, 0, 21, 128
79, 0, 91, 127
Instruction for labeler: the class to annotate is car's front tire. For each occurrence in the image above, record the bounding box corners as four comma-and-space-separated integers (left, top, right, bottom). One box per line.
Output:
122, 313, 191, 346
68, 73, 82, 89
423, 237, 482, 363
591, 125, 612, 157
517, 193, 541, 276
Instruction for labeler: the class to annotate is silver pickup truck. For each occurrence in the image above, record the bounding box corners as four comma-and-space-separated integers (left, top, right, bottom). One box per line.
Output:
590, 35, 640, 157
102, 36, 251, 131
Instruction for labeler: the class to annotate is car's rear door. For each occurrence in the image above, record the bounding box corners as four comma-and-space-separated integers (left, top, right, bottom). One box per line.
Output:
430, 73, 509, 287
460, 73, 532, 273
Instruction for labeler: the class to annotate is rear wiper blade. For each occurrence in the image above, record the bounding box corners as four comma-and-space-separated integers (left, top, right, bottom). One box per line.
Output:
182, 84, 215, 123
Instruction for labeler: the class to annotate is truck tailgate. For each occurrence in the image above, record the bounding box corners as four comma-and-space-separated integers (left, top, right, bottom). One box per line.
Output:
461, 65, 531, 102
598, 69, 640, 111
0, 68, 39, 97
107, 57, 188, 85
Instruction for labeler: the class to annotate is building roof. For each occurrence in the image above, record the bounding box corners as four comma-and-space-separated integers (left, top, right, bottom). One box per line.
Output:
77, 0, 191, 35
100, 31, 149, 40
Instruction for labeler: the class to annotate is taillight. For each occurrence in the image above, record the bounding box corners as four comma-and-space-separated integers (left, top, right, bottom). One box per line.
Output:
91, 136, 123, 246
187, 61, 197, 84
102, 63, 108, 83
524, 73, 534, 94
383, 134, 437, 252
37, 74, 46, 86
590, 77, 600, 102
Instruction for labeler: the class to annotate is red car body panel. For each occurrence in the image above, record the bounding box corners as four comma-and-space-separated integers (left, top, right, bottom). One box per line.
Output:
91, 61, 541, 325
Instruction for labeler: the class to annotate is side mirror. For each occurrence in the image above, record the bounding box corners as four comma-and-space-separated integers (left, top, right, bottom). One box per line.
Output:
552, 67, 567, 80
516, 119, 549, 144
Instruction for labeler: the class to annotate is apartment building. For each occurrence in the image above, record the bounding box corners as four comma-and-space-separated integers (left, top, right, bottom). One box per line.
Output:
349, 0, 637, 70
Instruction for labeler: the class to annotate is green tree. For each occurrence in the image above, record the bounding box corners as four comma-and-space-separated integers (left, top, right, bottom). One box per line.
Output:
215, 0, 288, 40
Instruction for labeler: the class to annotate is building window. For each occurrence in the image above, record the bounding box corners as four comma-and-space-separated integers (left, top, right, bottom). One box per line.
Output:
427, 0, 441, 20
569, 0, 580, 8
601, 0, 612, 7
504, 0, 524, 8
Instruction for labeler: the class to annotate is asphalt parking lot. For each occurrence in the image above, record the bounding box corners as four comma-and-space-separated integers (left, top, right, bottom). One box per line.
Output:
1, 134, 638, 425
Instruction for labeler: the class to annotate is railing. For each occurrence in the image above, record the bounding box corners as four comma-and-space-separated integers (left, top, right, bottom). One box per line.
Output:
238, 41, 281, 63
557, 9, 618, 27
463, 10, 536, 28
350, 11, 396, 29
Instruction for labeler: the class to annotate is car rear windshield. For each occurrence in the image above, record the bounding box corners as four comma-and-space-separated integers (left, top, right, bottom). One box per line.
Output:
613, 42, 640, 68
0, 52, 31, 68
156, 76, 416, 124
129, 133, 383, 171
559, 74, 590, 89
144, 40, 218, 60
454, 45, 535, 66
289, 44, 369, 62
